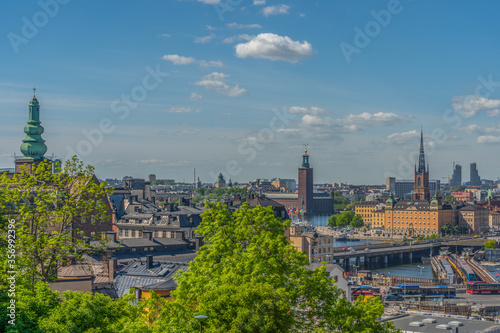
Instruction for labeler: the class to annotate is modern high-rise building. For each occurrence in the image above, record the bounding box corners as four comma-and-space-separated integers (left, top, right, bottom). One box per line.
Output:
470, 162, 481, 186
450, 163, 462, 187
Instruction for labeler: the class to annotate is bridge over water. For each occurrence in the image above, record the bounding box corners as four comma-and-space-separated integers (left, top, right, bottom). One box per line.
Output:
326, 238, 485, 271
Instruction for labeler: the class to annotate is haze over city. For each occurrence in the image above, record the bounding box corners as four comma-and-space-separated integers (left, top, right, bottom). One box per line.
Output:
2, 1, 500, 184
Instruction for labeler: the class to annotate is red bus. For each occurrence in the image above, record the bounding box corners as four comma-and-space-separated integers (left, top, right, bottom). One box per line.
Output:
466, 281, 500, 294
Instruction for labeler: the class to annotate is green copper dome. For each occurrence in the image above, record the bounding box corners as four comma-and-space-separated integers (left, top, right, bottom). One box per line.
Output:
386, 192, 397, 206
216, 172, 225, 183
20, 91, 47, 159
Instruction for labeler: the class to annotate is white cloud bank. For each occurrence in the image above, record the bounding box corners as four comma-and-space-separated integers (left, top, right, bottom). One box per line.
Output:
235, 33, 313, 63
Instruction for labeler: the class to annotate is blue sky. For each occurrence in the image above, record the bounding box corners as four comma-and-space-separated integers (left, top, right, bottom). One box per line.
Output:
2, 0, 500, 184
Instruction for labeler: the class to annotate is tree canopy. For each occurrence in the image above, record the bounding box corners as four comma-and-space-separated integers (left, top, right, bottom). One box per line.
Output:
150, 202, 396, 332
484, 239, 497, 249
0, 157, 112, 286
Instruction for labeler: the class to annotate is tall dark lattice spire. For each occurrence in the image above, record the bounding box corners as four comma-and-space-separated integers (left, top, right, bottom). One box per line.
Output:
417, 128, 426, 173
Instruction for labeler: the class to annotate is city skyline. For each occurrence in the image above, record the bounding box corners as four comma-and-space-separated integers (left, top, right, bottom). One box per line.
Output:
2, 1, 500, 184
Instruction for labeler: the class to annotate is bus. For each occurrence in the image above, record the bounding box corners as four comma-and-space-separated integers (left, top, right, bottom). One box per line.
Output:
389, 285, 456, 298
466, 282, 500, 294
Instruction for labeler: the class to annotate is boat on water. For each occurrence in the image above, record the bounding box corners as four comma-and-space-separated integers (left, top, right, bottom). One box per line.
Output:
336, 235, 347, 241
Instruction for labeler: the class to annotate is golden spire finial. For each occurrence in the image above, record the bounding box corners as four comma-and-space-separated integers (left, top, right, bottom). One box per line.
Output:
303, 144, 308, 155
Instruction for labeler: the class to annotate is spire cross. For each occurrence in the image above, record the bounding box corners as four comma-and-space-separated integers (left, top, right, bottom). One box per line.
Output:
33, 87, 36, 97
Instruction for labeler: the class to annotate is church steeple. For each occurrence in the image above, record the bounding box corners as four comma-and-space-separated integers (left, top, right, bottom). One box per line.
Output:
417, 127, 426, 174
413, 128, 430, 201
20, 88, 47, 159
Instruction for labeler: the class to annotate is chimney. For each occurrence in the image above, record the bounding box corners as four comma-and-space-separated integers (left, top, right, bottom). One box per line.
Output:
135, 288, 142, 301
108, 258, 117, 281
146, 255, 153, 269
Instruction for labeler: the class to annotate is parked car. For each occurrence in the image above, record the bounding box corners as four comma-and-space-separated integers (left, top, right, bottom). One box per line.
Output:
364, 248, 370, 251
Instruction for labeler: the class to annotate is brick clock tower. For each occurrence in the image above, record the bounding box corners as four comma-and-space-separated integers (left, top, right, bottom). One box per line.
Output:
413, 129, 430, 201
298, 148, 313, 214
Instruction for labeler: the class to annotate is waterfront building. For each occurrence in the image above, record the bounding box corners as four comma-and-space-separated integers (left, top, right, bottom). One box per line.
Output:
354, 201, 385, 228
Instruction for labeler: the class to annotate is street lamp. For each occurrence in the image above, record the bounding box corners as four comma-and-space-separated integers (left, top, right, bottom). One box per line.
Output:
417, 265, 424, 276
194, 315, 208, 333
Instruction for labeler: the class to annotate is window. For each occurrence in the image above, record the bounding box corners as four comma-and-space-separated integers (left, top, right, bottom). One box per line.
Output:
119, 229, 123, 237
154, 231, 158, 238
139, 230, 143, 237
125, 230, 129, 237
162, 231, 167, 238
131, 230, 136, 237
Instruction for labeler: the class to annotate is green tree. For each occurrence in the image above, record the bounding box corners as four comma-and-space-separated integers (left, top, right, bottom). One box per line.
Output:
0, 157, 112, 286
336, 211, 355, 228
484, 240, 497, 249
154, 203, 396, 332
442, 223, 452, 236
38, 290, 148, 333
350, 215, 364, 228
453, 225, 463, 235
445, 195, 455, 202
327, 214, 337, 228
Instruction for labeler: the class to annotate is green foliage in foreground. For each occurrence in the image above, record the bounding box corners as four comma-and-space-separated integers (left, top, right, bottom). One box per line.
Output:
0, 202, 397, 332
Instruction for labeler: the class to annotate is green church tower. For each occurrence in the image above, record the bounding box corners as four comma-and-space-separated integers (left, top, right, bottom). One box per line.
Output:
15, 89, 49, 173
20, 88, 47, 159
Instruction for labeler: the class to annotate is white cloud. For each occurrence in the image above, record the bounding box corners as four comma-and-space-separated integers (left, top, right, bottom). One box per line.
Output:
190, 92, 202, 101
386, 130, 419, 144
235, 33, 314, 63
163, 107, 202, 113
288, 106, 328, 115
194, 33, 215, 43
139, 159, 164, 164
198, 60, 224, 68
223, 34, 253, 44
161, 33, 170, 38
452, 95, 500, 118
218, 111, 233, 116
162, 54, 195, 65
298, 112, 408, 136
197, 0, 220, 4
477, 135, 500, 144
253, 0, 265, 5
227, 22, 262, 29
301, 114, 325, 126
262, 4, 290, 16
206, 25, 215, 31
459, 123, 500, 135
162, 54, 223, 68
195, 72, 247, 97
342, 112, 407, 126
